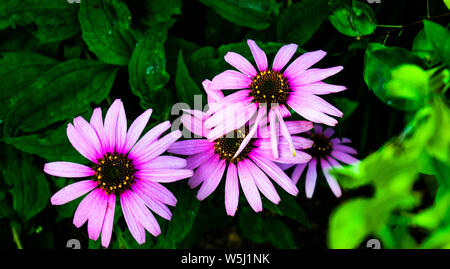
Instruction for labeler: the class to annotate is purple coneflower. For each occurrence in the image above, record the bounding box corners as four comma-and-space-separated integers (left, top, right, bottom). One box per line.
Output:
44, 99, 193, 247
167, 90, 314, 216
285, 125, 358, 198
205, 39, 346, 160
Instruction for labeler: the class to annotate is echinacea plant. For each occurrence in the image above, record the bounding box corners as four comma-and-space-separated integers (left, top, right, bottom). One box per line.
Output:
44, 99, 193, 247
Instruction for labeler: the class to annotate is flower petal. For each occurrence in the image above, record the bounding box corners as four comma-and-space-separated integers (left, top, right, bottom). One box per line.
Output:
287, 98, 338, 126
137, 155, 187, 170
185, 150, 216, 170
134, 130, 182, 164
283, 50, 327, 79
188, 154, 219, 189
73, 116, 103, 159
125, 190, 161, 237
245, 159, 280, 205
51, 180, 97, 206
292, 163, 307, 185
292, 82, 347, 95
196, 158, 226, 200
136, 169, 193, 183
247, 39, 268, 72
290, 92, 343, 117
67, 123, 98, 163
103, 99, 123, 153
128, 121, 171, 160
101, 194, 116, 248
73, 187, 102, 228
90, 107, 107, 155
139, 181, 177, 206
120, 191, 146, 244
289, 66, 344, 86
132, 184, 172, 220
331, 150, 359, 164
320, 158, 342, 198
212, 70, 252, 90
323, 127, 335, 137
272, 43, 298, 71
333, 145, 358, 155
237, 159, 262, 213
167, 139, 214, 155
123, 109, 152, 154
233, 105, 266, 159
224, 52, 258, 77
87, 190, 108, 240
225, 162, 239, 216
44, 162, 95, 178
305, 158, 317, 198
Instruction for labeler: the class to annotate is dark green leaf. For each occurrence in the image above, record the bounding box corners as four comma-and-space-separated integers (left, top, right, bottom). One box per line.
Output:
79, 0, 136, 65
277, 0, 330, 46
127, 0, 182, 26
4, 59, 118, 135
0, 52, 59, 120
329, 0, 377, 37
175, 50, 204, 106
0, 0, 80, 43
198, 0, 278, 30
333, 97, 358, 120
423, 20, 450, 66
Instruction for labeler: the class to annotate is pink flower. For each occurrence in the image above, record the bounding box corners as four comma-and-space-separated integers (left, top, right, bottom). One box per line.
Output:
284, 125, 359, 198
206, 39, 346, 160
167, 102, 314, 216
44, 99, 193, 247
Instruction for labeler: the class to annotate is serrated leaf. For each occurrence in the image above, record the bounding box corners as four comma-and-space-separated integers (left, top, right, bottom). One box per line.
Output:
0, 0, 80, 43
79, 0, 136, 65
329, 0, 376, 37
277, 0, 330, 46
4, 59, 118, 135
198, 0, 278, 30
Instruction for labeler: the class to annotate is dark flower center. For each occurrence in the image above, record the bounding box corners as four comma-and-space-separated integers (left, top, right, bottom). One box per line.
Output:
249, 69, 290, 106
92, 152, 136, 194
214, 128, 255, 164
305, 133, 333, 158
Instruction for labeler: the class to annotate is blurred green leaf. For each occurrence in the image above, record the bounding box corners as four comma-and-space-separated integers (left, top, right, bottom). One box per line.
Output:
128, 21, 173, 116
412, 29, 439, 66
423, 20, 450, 66
0, 0, 80, 43
79, 0, 136, 65
363, 43, 425, 111
333, 97, 358, 120
127, 0, 182, 26
155, 184, 200, 248
198, 0, 278, 30
3, 59, 118, 135
277, 0, 330, 46
329, 0, 376, 37
239, 208, 296, 248
175, 50, 204, 106
0, 52, 58, 121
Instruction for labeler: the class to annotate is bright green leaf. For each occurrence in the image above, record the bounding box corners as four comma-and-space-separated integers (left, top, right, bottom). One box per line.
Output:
423, 20, 450, 67
329, 0, 377, 37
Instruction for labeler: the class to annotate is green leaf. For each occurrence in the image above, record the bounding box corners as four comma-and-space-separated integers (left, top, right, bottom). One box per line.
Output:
239, 208, 296, 248
4, 59, 118, 135
0, 52, 59, 120
445, 0, 450, 9
329, 0, 376, 37
277, 0, 330, 46
423, 20, 450, 66
333, 97, 358, 120
363, 43, 425, 111
128, 21, 173, 117
0, 0, 80, 43
155, 183, 200, 249
127, 0, 182, 26
198, 0, 278, 30
412, 29, 438, 66
79, 0, 136, 65
276, 191, 310, 228
175, 50, 204, 106
3, 123, 87, 164
2, 151, 51, 222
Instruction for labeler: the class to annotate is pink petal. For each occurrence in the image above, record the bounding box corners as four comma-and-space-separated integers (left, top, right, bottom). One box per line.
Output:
252, 147, 311, 164
212, 70, 252, 90
331, 137, 352, 144
204, 99, 251, 129
196, 158, 226, 200
247, 39, 268, 72
90, 107, 107, 155
188, 154, 220, 189
276, 107, 297, 157
237, 159, 262, 213
124, 191, 161, 237
202, 79, 224, 104
139, 181, 177, 206
137, 169, 193, 183
323, 127, 335, 137
120, 191, 146, 244
185, 150, 216, 170
51, 180, 97, 205
123, 109, 152, 154
287, 98, 338, 126
44, 162, 95, 178
320, 158, 342, 198
73, 188, 103, 228
225, 163, 239, 216
283, 50, 327, 79
224, 52, 258, 77
272, 44, 298, 72
73, 116, 103, 160
167, 139, 214, 155
290, 92, 343, 117
101, 194, 116, 248
245, 159, 280, 204
292, 82, 347, 95
132, 184, 172, 220
103, 99, 123, 153
181, 113, 206, 138
137, 156, 187, 170
330, 150, 359, 165
233, 105, 266, 159
206, 90, 250, 115
333, 145, 358, 155
289, 66, 344, 86
269, 107, 279, 159
134, 130, 182, 164
128, 121, 171, 160
67, 123, 98, 163
87, 190, 108, 240
305, 158, 318, 198
314, 125, 323, 134
115, 101, 128, 154
249, 152, 299, 196
292, 163, 307, 185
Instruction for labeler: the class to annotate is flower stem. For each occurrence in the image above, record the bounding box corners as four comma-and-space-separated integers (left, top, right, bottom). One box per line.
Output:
10, 223, 23, 249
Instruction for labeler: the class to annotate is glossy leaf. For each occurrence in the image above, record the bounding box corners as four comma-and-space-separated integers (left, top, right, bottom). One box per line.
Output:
329, 0, 377, 37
